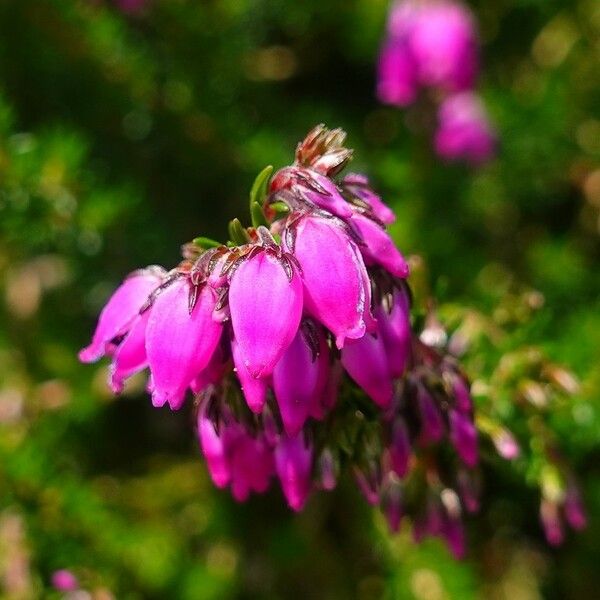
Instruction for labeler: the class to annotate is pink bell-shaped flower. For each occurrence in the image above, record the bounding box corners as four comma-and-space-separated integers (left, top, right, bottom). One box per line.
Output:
273, 325, 322, 436
349, 213, 409, 278
146, 278, 222, 410
341, 333, 393, 409
285, 215, 374, 348
79, 268, 164, 363
231, 336, 269, 414
389, 416, 412, 477
448, 409, 478, 467
109, 310, 150, 394
375, 287, 412, 379
230, 432, 274, 501
229, 249, 303, 378
416, 386, 445, 444
377, 38, 418, 107
342, 173, 396, 225
275, 433, 313, 511
197, 409, 231, 489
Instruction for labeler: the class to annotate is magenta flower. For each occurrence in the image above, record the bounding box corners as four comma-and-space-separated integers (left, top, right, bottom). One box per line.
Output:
146, 278, 222, 409
342, 173, 396, 225
79, 267, 164, 363
51, 570, 78, 592
197, 408, 231, 489
284, 214, 374, 348
81, 125, 580, 558
448, 409, 478, 467
341, 333, 394, 409
435, 92, 496, 164
275, 433, 313, 511
273, 324, 323, 436
349, 212, 409, 278
376, 286, 412, 378
377, 38, 418, 107
229, 248, 303, 378
408, 1, 478, 92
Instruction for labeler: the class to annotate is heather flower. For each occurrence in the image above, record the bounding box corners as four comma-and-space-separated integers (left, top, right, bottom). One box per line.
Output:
275, 433, 313, 511
434, 92, 496, 164
228, 243, 303, 378
146, 277, 222, 410
79, 125, 581, 558
79, 267, 165, 363
51, 570, 78, 592
283, 214, 375, 348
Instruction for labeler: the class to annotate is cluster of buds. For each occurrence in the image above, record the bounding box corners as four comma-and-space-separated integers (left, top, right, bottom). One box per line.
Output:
377, 0, 496, 164
81, 126, 507, 557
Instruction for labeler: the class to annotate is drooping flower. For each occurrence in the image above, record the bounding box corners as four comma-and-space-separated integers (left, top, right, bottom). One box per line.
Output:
79, 267, 165, 363
283, 214, 374, 348
146, 278, 222, 409
275, 433, 313, 511
51, 570, 78, 592
434, 92, 496, 164
229, 246, 303, 378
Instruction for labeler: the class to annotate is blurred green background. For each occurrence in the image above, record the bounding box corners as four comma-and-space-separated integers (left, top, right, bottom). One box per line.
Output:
0, 0, 598, 598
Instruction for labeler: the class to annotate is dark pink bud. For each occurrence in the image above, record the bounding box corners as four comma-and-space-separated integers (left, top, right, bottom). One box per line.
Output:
564, 483, 587, 531
308, 328, 333, 420
342, 173, 396, 225
375, 287, 412, 378
51, 570, 78, 592
448, 409, 478, 467
382, 476, 404, 533
317, 448, 338, 491
452, 374, 472, 413
197, 410, 231, 489
229, 249, 303, 378
273, 326, 320, 436
349, 213, 409, 278
341, 334, 394, 409
230, 432, 273, 501
441, 513, 466, 559
109, 310, 149, 393
231, 337, 269, 414
435, 92, 496, 165
286, 215, 374, 348
146, 279, 222, 410
79, 268, 163, 363
275, 433, 313, 511
389, 417, 412, 477
417, 386, 445, 444
457, 469, 480, 513
541, 499, 565, 546
354, 463, 381, 506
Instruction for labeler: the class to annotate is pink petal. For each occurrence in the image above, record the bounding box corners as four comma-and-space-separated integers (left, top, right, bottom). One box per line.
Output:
286, 215, 372, 348
197, 411, 230, 489
273, 327, 319, 436
146, 279, 222, 410
109, 311, 150, 394
231, 336, 269, 414
79, 269, 163, 363
341, 333, 393, 409
275, 434, 313, 511
342, 173, 396, 225
349, 213, 409, 278
229, 250, 303, 378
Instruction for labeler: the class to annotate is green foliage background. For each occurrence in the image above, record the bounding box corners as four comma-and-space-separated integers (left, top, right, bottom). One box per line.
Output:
0, 1, 598, 598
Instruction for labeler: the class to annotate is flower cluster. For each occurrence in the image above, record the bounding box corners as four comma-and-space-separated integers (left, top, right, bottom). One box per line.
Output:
80, 125, 575, 557
377, 0, 496, 164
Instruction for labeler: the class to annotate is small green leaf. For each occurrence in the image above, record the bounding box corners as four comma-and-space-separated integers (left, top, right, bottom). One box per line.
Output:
250, 201, 268, 228
192, 236, 222, 248
228, 218, 249, 245
249, 165, 273, 210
